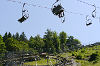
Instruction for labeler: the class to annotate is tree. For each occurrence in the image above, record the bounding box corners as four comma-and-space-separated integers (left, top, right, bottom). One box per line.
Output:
5, 37, 20, 51
28, 36, 38, 54
73, 39, 81, 48
59, 31, 67, 51
0, 35, 6, 53
5, 37, 15, 51
20, 32, 27, 42
12, 34, 16, 39
3, 32, 8, 42
34, 35, 45, 53
19, 41, 29, 52
28, 36, 35, 48
66, 36, 81, 50
66, 36, 74, 48
15, 32, 20, 41
8, 32, 12, 38
52, 32, 61, 53
43, 29, 55, 53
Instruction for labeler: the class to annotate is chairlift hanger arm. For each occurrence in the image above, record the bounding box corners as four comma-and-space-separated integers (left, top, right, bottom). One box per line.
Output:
92, 4, 96, 18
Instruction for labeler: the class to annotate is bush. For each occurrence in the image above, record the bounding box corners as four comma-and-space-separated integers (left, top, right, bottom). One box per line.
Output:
88, 52, 100, 63
76, 54, 83, 60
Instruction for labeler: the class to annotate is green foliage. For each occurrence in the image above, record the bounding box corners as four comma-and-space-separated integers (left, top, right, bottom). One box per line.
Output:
19, 41, 29, 52
0, 35, 3, 42
88, 52, 100, 63
28, 48, 38, 55
0, 30, 81, 55
24, 58, 56, 65
76, 54, 84, 60
28, 36, 35, 48
14, 32, 20, 41
0, 35, 6, 53
5, 37, 29, 52
66, 36, 81, 50
52, 32, 61, 53
3, 32, 8, 42
59, 31, 67, 44
20, 32, 27, 42
59, 31, 67, 51
8, 32, 12, 38
43, 29, 56, 53
72, 43, 100, 66
34, 35, 45, 53
5, 38, 17, 51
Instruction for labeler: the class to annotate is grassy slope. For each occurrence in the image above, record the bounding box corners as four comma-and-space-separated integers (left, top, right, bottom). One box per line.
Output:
24, 53, 72, 65
24, 58, 56, 65
73, 45, 100, 66
24, 45, 100, 66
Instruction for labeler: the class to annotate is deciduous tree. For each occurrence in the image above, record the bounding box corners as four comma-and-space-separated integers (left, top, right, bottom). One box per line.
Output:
59, 31, 67, 51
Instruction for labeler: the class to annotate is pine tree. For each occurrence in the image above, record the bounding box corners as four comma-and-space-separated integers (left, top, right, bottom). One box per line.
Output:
8, 32, 12, 38
15, 32, 20, 41
3, 32, 8, 42
20, 32, 27, 42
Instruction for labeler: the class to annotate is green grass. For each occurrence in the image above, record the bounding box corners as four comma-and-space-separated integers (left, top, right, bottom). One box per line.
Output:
58, 52, 72, 58
24, 58, 56, 65
24, 45, 100, 66
73, 45, 100, 66
75, 60, 100, 66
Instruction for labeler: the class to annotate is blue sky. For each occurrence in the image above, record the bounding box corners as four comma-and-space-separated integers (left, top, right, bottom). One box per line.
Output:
0, 0, 100, 45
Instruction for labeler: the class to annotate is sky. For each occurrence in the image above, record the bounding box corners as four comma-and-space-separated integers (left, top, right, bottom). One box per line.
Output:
0, 0, 100, 45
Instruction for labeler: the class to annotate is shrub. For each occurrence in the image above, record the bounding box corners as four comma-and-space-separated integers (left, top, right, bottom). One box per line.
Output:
88, 52, 100, 63
76, 54, 83, 60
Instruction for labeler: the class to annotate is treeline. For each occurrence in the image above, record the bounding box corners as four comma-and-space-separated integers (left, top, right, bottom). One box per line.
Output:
0, 29, 81, 55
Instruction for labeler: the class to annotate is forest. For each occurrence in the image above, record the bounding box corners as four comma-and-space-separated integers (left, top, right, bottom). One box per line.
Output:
0, 29, 81, 55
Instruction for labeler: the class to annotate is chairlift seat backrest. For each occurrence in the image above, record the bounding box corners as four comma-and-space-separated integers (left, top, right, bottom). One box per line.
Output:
86, 22, 92, 26
18, 16, 27, 23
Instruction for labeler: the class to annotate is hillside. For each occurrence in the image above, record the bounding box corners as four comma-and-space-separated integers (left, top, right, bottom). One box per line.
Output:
72, 42, 100, 66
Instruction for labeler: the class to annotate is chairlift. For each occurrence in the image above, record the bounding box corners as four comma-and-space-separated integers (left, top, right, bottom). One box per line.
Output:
18, 3, 29, 23
18, 14, 29, 23
86, 15, 92, 26
51, 2, 65, 23
51, 4, 64, 18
